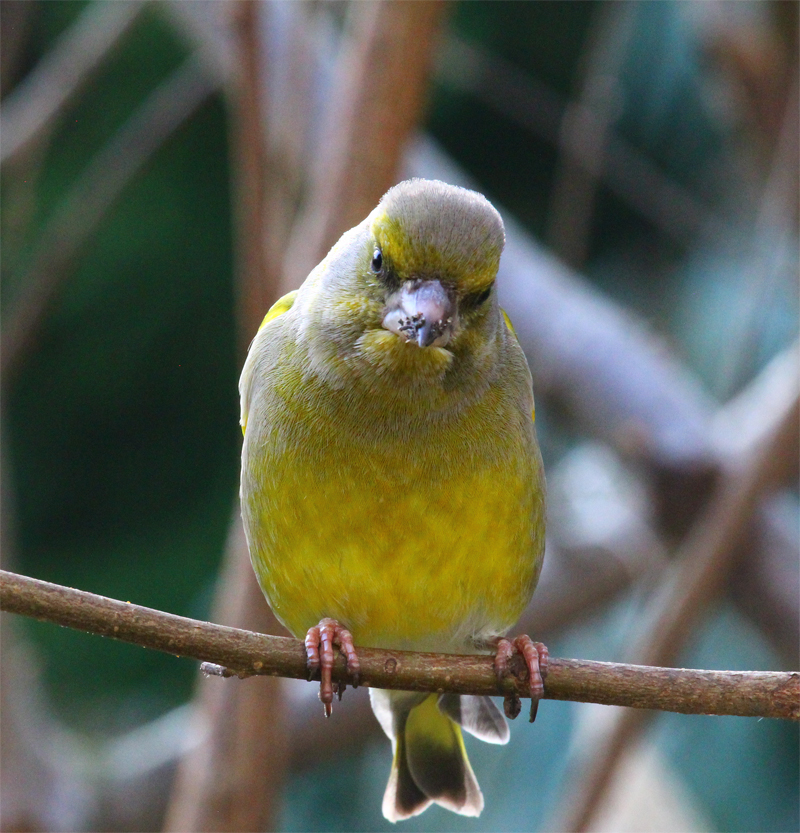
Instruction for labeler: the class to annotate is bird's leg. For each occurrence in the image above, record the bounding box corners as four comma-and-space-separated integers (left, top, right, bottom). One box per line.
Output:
304, 618, 360, 717
494, 635, 549, 722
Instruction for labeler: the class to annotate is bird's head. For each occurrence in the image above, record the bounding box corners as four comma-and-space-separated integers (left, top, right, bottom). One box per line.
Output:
369, 178, 505, 351
303, 179, 507, 401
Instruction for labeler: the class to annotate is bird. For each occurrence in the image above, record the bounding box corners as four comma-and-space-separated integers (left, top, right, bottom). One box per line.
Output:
239, 178, 547, 822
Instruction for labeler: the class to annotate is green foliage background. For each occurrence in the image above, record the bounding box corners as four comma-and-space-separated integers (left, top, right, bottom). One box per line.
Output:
4, 1, 238, 730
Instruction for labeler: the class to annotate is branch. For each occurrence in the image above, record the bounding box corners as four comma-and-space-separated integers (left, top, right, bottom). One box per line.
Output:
1, 570, 796, 721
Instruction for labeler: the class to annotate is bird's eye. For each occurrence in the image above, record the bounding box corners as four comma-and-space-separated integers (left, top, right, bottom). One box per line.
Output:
459, 284, 493, 313
371, 248, 383, 273
474, 286, 492, 305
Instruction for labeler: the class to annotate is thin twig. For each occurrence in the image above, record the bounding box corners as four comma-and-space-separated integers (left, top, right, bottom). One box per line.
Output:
546, 1, 638, 266
1, 570, 797, 721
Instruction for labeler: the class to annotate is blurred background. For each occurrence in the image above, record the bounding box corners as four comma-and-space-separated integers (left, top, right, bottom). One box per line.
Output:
1, 1, 797, 831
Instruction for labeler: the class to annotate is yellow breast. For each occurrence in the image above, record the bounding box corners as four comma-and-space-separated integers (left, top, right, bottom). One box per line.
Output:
241, 349, 545, 653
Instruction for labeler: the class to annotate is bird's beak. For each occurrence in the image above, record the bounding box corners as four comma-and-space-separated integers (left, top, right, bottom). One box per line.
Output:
381, 280, 455, 348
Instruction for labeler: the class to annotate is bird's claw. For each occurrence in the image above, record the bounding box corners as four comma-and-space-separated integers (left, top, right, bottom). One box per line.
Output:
304, 618, 360, 717
494, 635, 549, 722
503, 692, 522, 719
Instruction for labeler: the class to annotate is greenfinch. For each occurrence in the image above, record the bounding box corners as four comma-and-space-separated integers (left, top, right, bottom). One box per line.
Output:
240, 179, 547, 821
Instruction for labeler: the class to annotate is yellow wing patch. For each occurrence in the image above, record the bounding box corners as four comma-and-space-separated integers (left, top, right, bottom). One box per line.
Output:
258, 290, 298, 332
241, 291, 299, 435
501, 308, 535, 423
501, 308, 516, 337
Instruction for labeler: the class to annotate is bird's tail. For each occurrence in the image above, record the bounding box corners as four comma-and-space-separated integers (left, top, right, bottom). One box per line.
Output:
371, 691, 509, 822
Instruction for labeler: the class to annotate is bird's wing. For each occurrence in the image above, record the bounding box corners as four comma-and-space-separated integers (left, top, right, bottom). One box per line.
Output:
501, 308, 517, 337
258, 290, 299, 332
239, 290, 298, 434
501, 308, 536, 423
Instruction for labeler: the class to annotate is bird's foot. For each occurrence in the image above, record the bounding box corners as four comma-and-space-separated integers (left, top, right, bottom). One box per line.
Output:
304, 618, 360, 717
494, 635, 549, 722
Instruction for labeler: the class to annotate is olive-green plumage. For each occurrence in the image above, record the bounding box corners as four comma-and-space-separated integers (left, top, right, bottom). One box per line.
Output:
240, 179, 545, 821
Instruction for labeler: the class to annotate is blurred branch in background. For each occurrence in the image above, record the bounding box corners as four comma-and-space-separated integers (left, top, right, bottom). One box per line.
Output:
714, 69, 798, 397
228, 0, 282, 347
280, 0, 448, 291
0, 0, 145, 164
1, 432, 91, 830
1, 2, 33, 99
438, 35, 734, 249
164, 3, 287, 830
552, 363, 799, 831
525, 339, 800, 661
0, 617, 94, 831
3, 568, 798, 721
1, 54, 218, 384
163, 512, 287, 832
546, 1, 637, 267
